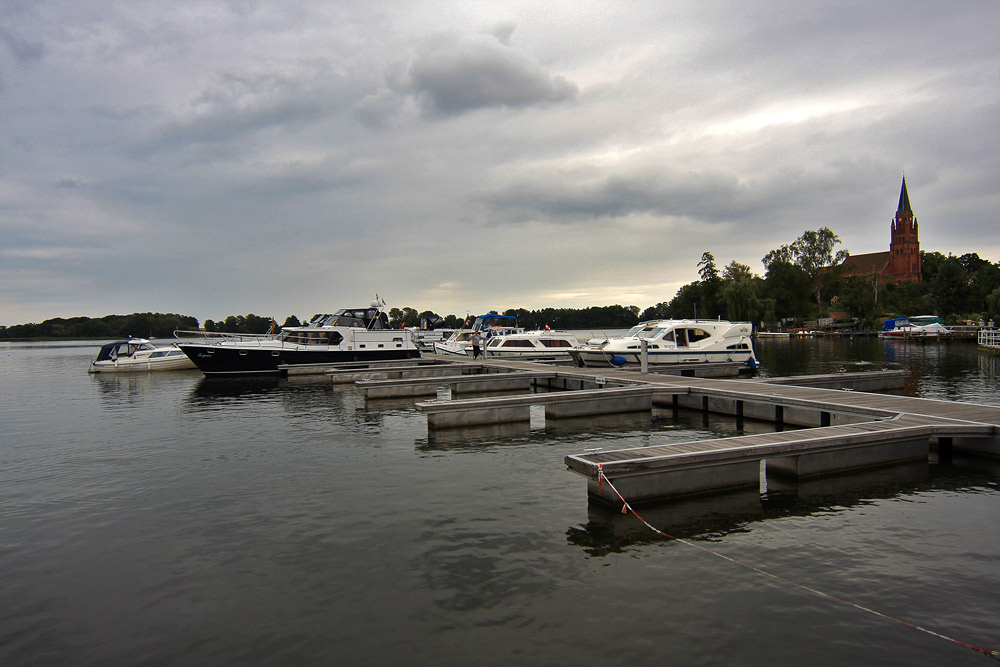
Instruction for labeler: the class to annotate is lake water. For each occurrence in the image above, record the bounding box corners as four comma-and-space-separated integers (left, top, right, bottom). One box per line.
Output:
2, 337, 998, 666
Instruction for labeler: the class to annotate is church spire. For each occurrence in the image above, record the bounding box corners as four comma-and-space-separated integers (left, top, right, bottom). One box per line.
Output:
896, 175, 912, 214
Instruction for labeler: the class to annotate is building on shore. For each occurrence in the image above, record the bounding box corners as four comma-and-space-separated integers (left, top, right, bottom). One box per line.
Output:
837, 176, 922, 284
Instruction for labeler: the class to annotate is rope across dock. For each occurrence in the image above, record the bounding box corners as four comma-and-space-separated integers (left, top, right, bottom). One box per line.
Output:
597, 467, 1000, 662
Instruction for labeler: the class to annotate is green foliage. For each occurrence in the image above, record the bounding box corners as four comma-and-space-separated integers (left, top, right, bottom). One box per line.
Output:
929, 256, 971, 316
762, 261, 813, 321
986, 287, 1000, 320
763, 227, 848, 311
2, 312, 199, 339
206, 314, 274, 334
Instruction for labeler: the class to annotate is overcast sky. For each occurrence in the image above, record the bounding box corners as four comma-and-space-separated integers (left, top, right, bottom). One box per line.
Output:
2, 1, 998, 326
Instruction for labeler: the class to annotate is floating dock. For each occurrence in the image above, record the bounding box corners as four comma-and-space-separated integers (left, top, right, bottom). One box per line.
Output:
291, 354, 1000, 504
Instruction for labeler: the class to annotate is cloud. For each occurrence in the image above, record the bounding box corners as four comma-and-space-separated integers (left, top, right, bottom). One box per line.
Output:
403, 32, 578, 117
0, 1, 998, 326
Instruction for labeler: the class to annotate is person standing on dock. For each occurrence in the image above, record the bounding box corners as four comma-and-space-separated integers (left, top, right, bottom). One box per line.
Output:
470, 331, 482, 359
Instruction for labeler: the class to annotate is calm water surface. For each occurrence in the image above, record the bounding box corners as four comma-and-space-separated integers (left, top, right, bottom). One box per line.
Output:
1, 338, 998, 666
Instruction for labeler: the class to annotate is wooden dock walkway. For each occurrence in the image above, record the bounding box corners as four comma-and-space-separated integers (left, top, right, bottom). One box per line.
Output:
558, 367, 1000, 503
408, 355, 1000, 502
286, 353, 1000, 503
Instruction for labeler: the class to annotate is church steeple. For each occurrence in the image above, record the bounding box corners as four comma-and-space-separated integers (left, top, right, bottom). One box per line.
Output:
888, 174, 921, 283
897, 175, 912, 215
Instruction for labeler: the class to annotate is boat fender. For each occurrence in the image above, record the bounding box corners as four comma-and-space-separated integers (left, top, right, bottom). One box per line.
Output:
747, 357, 757, 370
611, 356, 627, 366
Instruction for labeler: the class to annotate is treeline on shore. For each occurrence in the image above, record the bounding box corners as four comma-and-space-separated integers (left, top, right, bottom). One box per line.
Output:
649, 230, 1000, 330
0, 305, 644, 340
5, 229, 998, 339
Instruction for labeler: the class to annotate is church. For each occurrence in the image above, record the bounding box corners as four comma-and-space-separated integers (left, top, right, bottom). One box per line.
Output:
837, 176, 922, 284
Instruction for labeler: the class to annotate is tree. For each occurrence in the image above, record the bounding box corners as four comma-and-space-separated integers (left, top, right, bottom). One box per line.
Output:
986, 287, 1000, 322
929, 256, 971, 318
839, 275, 881, 328
763, 227, 848, 313
697, 252, 722, 317
762, 260, 812, 322
666, 282, 703, 319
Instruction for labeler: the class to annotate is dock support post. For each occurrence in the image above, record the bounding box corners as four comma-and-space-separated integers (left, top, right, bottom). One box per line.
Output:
775, 405, 784, 431
821, 411, 831, 427
937, 436, 953, 464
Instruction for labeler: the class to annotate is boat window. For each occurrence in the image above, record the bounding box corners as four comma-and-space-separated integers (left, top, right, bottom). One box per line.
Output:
540, 339, 572, 347
726, 343, 749, 350
637, 327, 667, 339
687, 329, 711, 343
501, 340, 534, 347
661, 331, 675, 343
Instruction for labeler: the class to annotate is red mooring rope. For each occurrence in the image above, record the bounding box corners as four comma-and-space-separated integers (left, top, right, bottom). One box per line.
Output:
596, 466, 1000, 661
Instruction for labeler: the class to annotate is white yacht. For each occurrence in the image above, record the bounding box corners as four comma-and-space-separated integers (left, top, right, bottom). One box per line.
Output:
568, 319, 757, 369
177, 299, 420, 375
88, 338, 197, 373
473, 329, 582, 360
433, 314, 523, 356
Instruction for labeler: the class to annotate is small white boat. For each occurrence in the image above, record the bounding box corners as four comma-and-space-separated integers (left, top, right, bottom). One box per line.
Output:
473, 329, 582, 360
408, 327, 457, 352
433, 314, 523, 356
880, 317, 952, 339
88, 338, 197, 373
568, 319, 757, 369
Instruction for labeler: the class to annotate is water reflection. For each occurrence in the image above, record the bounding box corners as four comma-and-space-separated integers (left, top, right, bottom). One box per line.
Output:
182, 376, 388, 431
568, 458, 999, 555
756, 337, 1000, 405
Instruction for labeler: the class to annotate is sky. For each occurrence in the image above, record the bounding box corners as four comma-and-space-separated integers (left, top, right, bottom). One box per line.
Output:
2, 1, 998, 327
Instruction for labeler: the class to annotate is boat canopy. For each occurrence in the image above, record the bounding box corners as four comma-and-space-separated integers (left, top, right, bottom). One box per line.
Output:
471, 314, 518, 329
93, 339, 153, 361
308, 307, 390, 330
881, 318, 912, 331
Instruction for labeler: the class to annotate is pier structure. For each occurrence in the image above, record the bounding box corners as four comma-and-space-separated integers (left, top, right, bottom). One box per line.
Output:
286, 355, 1000, 504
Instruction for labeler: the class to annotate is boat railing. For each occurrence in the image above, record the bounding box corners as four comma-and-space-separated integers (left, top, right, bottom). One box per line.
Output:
978, 328, 1000, 348
173, 329, 277, 346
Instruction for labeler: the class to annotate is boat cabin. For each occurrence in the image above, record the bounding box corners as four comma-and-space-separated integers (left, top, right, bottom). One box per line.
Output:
623, 323, 714, 347
93, 339, 156, 362
307, 307, 390, 330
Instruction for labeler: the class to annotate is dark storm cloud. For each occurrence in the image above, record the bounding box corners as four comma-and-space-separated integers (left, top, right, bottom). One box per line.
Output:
0, 25, 45, 63
482, 169, 746, 222
405, 33, 577, 117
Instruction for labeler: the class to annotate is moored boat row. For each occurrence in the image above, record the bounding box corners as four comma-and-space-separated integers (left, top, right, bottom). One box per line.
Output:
86, 307, 760, 376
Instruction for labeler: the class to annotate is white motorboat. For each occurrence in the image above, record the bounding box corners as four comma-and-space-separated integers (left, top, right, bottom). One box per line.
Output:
568, 319, 758, 369
433, 314, 523, 356
177, 298, 420, 375
88, 338, 197, 373
408, 327, 457, 352
879, 317, 952, 339
473, 329, 582, 360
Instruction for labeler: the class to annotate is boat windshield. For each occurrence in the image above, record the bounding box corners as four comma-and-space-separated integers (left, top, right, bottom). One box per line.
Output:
625, 324, 670, 339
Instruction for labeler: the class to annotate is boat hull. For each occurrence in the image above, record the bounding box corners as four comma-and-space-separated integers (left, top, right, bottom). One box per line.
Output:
568, 348, 756, 368
89, 355, 197, 372
180, 345, 420, 375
